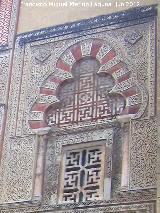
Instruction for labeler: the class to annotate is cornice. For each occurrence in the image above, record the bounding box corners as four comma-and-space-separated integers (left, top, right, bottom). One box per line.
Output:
17, 4, 157, 47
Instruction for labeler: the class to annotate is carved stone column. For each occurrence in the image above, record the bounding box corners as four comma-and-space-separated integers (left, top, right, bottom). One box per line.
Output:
0, 104, 6, 163
121, 124, 130, 189
116, 116, 131, 190
32, 128, 50, 202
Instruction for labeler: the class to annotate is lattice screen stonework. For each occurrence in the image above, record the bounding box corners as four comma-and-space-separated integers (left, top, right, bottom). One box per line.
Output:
59, 142, 105, 203
46, 57, 125, 127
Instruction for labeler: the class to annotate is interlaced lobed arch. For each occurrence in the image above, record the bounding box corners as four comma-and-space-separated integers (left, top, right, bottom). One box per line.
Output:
29, 38, 144, 131
46, 57, 125, 127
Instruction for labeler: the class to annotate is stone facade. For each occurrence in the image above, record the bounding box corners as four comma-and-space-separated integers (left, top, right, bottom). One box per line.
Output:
0, 0, 20, 161
0, 3, 159, 213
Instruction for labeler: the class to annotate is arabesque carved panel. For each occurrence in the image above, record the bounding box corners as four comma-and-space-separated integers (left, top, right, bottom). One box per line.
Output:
130, 118, 157, 189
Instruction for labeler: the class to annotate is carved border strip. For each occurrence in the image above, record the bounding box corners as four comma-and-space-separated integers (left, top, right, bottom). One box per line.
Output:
148, 19, 157, 116
0, 201, 155, 212
0, 0, 20, 49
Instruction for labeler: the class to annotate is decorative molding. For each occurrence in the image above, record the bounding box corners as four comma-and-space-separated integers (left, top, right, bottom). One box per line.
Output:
148, 20, 157, 116
17, 5, 157, 47
0, 197, 156, 212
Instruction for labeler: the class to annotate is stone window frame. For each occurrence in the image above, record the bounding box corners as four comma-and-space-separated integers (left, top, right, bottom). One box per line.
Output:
47, 128, 113, 204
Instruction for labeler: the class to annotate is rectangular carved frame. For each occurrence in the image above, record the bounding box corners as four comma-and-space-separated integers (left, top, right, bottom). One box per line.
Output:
45, 128, 113, 205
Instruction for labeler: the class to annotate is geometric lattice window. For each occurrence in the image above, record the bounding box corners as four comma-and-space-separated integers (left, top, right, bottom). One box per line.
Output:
46, 57, 125, 127
58, 142, 106, 203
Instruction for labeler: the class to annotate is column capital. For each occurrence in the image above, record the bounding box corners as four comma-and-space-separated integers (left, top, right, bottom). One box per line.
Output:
33, 127, 51, 136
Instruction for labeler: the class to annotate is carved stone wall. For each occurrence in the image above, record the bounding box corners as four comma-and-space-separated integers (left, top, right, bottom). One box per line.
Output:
0, 0, 24, 203
0, 5, 158, 213
130, 118, 158, 189
0, 0, 20, 48
10, 20, 154, 137
0, 53, 10, 157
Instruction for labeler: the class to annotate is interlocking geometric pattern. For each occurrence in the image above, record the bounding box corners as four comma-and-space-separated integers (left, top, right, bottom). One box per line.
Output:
59, 144, 105, 203
0, 0, 13, 45
46, 58, 125, 127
